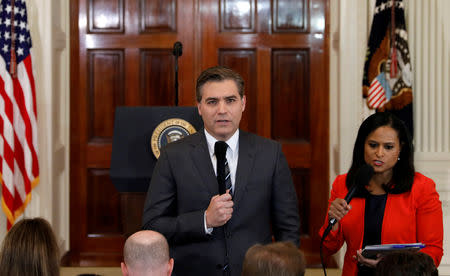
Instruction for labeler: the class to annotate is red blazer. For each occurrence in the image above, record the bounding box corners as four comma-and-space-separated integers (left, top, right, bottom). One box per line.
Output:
319, 172, 443, 276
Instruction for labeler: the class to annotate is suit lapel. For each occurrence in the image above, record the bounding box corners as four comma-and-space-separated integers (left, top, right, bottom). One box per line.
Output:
189, 131, 219, 196
233, 131, 255, 207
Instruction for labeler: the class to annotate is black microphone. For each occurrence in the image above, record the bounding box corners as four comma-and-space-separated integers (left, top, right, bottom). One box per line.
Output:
328, 164, 374, 227
214, 141, 227, 195
172, 41, 182, 106
173, 41, 183, 57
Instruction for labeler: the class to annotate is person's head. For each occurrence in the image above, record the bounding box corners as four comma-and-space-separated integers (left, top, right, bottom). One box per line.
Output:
0, 217, 60, 276
347, 112, 414, 194
196, 66, 246, 141
121, 230, 174, 276
242, 241, 306, 276
375, 251, 438, 276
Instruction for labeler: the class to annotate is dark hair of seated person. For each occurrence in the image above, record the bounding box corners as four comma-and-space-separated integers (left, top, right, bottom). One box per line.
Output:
0, 217, 60, 276
375, 251, 438, 276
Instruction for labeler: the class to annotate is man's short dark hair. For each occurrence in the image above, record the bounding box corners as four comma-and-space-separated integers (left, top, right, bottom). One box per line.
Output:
376, 251, 438, 276
195, 66, 245, 102
242, 241, 306, 276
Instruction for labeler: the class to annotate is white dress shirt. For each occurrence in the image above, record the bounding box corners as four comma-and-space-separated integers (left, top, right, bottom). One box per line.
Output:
204, 129, 239, 191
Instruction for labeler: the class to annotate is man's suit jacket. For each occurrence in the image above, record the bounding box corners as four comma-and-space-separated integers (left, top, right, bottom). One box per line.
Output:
142, 130, 300, 276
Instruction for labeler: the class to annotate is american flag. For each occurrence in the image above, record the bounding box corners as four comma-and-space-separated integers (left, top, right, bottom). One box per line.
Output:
0, 0, 39, 230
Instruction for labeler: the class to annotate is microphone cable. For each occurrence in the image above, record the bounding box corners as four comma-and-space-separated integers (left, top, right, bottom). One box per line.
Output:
320, 223, 333, 276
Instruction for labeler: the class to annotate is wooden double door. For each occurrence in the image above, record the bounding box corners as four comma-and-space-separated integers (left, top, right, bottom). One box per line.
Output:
68, 0, 330, 267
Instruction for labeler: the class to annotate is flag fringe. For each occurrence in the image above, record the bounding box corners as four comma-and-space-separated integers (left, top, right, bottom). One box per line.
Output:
1, 175, 39, 228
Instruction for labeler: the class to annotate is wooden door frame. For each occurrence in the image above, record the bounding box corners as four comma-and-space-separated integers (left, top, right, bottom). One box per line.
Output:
66, 0, 331, 267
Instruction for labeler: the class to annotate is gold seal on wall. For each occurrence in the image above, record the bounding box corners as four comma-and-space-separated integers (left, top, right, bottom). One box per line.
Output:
151, 118, 197, 158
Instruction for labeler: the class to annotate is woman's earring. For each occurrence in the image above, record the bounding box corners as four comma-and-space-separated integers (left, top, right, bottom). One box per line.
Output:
398, 157, 400, 161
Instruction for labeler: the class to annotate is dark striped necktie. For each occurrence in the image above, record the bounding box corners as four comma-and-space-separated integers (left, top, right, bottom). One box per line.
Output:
224, 158, 232, 194
214, 141, 232, 195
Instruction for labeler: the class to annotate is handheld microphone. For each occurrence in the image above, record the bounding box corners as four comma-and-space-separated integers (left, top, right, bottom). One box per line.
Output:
328, 164, 374, 227
320, 164, 373, 276
214, 142, 227, 195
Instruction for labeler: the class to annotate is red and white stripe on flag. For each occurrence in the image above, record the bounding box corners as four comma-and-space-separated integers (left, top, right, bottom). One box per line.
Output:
367, 78, 387, 109
0, 0, 39, 230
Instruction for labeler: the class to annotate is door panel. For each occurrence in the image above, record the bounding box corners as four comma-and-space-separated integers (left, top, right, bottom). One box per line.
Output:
271, 49, 310, 140
68, 0, 330, 267
89, 0, 124, 33
218, 50, 258, 133
220, 0, 255, 32
140, 0, 176, 32
88, 50, 125, 141
140, 49, 175, 105
273, 0, 308, 32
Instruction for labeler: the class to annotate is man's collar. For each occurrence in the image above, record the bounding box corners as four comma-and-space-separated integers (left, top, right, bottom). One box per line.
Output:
204, 129, 239, 157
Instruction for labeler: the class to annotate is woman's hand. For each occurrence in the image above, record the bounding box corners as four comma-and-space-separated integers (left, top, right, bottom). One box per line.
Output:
354, 249, 382, 268
328, 198, 351, 231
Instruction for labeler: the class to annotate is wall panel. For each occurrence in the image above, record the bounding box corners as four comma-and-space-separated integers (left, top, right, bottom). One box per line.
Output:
409, 0, 450, 272
410, 0, 450, 153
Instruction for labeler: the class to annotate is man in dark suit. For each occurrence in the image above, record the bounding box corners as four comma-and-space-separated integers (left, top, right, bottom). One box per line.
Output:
142, 66, 300, 276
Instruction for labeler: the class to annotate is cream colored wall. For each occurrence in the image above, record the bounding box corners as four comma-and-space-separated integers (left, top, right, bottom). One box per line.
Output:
329, 0, 373, 268
330, 0, 450, 274
0, 0, 448, 273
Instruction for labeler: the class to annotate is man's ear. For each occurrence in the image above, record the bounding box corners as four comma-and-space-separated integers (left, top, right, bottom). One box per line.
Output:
167, 258, 174, 275
197, 102, 202, 116
121, 262, 128, 276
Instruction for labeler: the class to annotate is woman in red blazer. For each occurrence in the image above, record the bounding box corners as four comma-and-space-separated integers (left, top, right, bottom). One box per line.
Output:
319, 112, 443, 276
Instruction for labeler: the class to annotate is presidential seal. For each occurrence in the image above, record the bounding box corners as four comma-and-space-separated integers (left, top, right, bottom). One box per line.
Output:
151, 118, 196, 158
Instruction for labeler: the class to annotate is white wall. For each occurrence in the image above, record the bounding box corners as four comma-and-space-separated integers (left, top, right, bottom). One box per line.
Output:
330, 0, 450, 273
409, 0, 450, 273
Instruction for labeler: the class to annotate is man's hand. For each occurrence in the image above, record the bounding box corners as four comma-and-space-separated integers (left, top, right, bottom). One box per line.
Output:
205, 191, 233, 228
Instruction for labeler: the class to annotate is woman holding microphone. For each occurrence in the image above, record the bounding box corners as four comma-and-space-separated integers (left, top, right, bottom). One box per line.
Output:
319, 112, 443, 275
